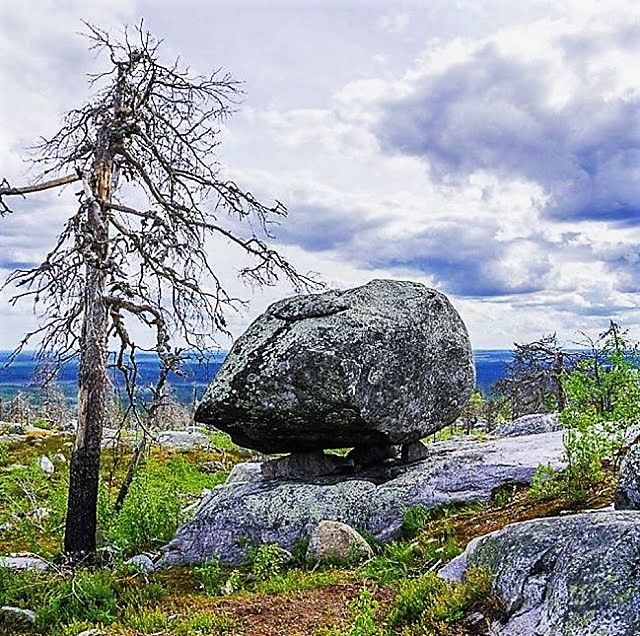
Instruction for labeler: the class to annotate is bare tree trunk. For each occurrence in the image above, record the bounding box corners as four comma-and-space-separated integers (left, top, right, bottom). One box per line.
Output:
64, 159, 111, 560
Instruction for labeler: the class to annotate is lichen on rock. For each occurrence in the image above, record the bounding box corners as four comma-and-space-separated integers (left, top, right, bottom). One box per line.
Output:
195, 279, 475, 454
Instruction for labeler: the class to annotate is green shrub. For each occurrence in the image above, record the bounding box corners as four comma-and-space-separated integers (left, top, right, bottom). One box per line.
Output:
0, 442, 9, 467
37, 569, 119, 629
105, 465, 182, 554
249, 543, 289, 581
401, 505, 433, 537
387, 567, 492, 632
530, 463, 561, 500
559, 326, 640, 498
360, 541, 416, 585
314, 588, 383, 636
194, 557, 227, 595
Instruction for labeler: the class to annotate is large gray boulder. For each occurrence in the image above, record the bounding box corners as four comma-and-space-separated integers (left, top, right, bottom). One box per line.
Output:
440, 511, 640, 635
195, 279, 475, 453
615, 443, 640, 509
160, 430, 564, 566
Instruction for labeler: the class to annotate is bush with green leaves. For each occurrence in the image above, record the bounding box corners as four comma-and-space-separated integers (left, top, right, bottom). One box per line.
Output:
194, 557, 227, 595
249, 543, 289, 581
387, 567, 492, 633
103, 454, 223, 556
560, 322, 640, 497
36, 569, 119, 629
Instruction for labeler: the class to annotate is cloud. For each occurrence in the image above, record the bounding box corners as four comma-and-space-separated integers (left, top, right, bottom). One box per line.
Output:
376, 15, 640, 225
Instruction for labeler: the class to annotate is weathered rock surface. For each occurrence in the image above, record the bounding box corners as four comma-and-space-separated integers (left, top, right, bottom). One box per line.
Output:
161, 431, 564, 566
440, 511, 640, 636
307, 520, 374, 563
125, 554, 156, 573
615, 443, 640, 510
494, 413, 561, 438
195, 280, 475, 453
38, 455, 54, 477
155, 429, 212, 451
261, 452, 353, 480
0, 606, 36, 626
0, 554, 50, 570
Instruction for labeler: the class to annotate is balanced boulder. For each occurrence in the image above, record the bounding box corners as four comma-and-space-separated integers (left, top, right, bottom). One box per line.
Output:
195, 279, 474, 453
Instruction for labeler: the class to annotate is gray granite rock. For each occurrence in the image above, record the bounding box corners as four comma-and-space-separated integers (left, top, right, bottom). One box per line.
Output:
439, 511, 640, 636
0, 606, 36, 625
307, 520, 374, 563
160, 431, 564, 566
615, 443, 640, 509
155, 429, 211, 451
0, 554, 50, 570
195, 280, 475, 454
38, 455, 54, 477
494, 413, 561, 438
261, 451, 353, 480
125, 554, 156, 573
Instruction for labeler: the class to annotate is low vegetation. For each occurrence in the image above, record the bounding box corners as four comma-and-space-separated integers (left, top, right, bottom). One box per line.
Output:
0, 418, 616, 636
2, 319, 635, 634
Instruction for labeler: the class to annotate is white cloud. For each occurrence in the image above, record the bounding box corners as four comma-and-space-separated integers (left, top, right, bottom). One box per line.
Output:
1, 1, 639, 352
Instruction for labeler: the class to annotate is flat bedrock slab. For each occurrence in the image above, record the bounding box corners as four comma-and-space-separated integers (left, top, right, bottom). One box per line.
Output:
195, 279, 475, 453
440, 511, 640, 636
160, 430, 564, 566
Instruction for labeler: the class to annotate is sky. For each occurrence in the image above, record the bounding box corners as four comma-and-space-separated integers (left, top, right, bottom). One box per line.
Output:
1, 0, 639, 351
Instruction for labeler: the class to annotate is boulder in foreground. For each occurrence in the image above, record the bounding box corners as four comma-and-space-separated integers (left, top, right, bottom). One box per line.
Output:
440, 511, 640, 635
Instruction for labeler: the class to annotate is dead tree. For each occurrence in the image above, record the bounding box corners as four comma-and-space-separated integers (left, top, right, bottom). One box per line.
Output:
493, 334, 571, 418
0, 23, 316, 561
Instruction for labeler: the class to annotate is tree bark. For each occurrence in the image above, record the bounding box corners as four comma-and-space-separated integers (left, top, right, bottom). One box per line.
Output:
63, 160, 111, 560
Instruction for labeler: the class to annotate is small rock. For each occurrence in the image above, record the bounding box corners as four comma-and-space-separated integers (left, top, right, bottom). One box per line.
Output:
0, 555, 50, 570
7, 423, 25, 435
0, 523, 12, 534
30, 508, 51, 522
52, 453, 67, 464
0, 606, 36, 625
221, 579, 235, 596
124, 554, 156, 573
38, 455, 54, 477
347, 444, 401, 467
199, 460, 225, 473
307, 520, 374, 563
225, 462, 262, 485
401, 440, 430, 463
77, 629, 107, 636
155, 430, 211, 451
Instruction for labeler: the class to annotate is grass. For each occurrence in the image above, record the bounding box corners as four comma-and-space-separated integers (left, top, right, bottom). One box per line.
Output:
0, 423, 617, 635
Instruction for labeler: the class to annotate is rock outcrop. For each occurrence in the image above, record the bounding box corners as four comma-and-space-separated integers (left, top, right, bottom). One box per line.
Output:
160, 431, 565, 566
494, 413, 561, 438
439, 511, 640, 635
195, 279, 475, 454
615, 443, 640, 510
